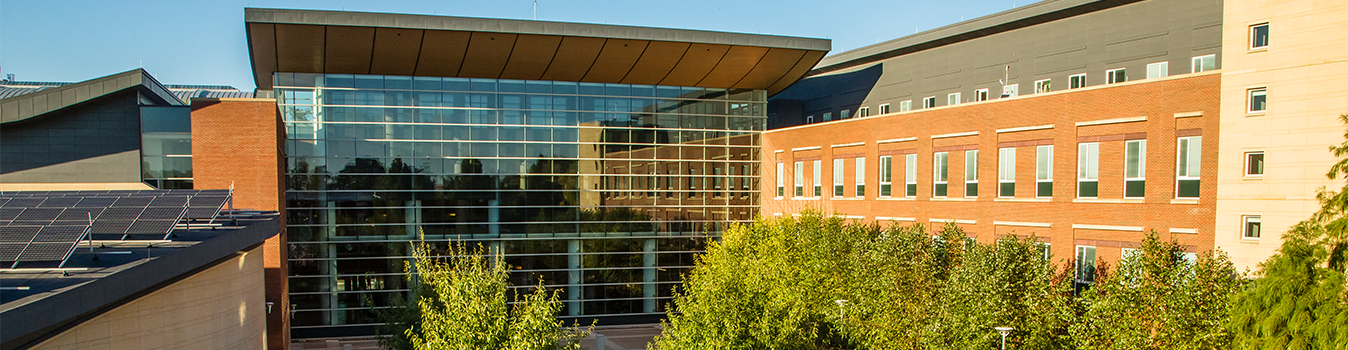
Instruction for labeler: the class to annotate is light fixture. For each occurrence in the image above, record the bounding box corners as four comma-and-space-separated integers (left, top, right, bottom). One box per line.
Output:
995, 326, 1013, 350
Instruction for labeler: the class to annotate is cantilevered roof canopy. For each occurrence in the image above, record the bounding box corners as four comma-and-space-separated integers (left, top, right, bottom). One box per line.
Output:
244, 8, 830, 95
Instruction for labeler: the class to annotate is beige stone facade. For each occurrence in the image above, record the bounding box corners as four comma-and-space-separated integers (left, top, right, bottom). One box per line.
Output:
31, 246, 268, 350
1214, 0, 1348, 270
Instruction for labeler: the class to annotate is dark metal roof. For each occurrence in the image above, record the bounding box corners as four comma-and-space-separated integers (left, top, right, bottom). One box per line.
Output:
244, 8, 831, 95
0, 69, 185, 124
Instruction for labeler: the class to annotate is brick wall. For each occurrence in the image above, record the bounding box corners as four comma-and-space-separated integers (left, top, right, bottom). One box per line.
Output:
762, 73, 1221, 269
191, 98, 289, 349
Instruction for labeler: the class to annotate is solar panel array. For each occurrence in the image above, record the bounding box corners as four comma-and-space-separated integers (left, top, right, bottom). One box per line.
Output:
0, 189, 231, 266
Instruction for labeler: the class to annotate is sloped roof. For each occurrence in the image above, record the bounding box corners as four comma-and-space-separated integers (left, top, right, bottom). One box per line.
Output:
0, 69, 184, 124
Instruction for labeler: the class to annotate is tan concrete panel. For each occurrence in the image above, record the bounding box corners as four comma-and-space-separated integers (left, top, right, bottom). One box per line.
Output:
370, 28, 424, 76
541, 36, 606, 82
621, 41, 690, 85
324, 26, 374, 74
459, 32, 518, 78
582, 39, 650, 83
659, 43, 730, 87
733, 48, 806, 89
414, 30, 471, 77
499, 34, 563, 80
767, 50, 827, 95
698, 46, 769, 88
247, 23, 277, 90
274, 24, 325, 74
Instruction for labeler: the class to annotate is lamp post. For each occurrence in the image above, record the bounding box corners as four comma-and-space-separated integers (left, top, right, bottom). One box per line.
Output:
995, 326, 1013, 350
834, 300, 848, 320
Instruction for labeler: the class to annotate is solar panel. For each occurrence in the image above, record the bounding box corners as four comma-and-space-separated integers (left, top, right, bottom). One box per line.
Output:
90, 221, 133, 235
14, 208, 64, 222
17, 242, 76, 261
0, 198, 8, 207
75, 197, 118, 207
56, 207, 104, 221
126, 220, 177, 235
139, 207, 186, 221
0, 226, 42, 243
188, 195, 228, 207
98, 207, 146, 221
33, 225, 88, 243
148, 196, 189, 207
111, 197, 154, 207
0, 208, 24, 221
0, 244, 26, 261
184, 207, 220, 219
3, 198, 44, 207
37, 197, 82, 207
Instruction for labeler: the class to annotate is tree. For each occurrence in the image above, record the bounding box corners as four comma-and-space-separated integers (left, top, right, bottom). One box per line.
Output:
1071, 232, 1241, 349
386, 241, 591, 350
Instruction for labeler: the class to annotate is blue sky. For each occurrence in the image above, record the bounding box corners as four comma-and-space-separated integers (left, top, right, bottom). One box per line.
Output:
0, 0, 1039, 91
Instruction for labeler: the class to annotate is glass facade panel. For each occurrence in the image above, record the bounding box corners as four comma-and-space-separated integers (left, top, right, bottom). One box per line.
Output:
277, 73, 765, 330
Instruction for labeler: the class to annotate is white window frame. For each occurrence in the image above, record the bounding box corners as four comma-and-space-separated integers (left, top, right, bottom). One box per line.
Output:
1248, 87, 1267, 113
1078, 142, 1100, 198
922, 96, 936, 109
899, 100, 912, 112
1069, 73, 1087, 89
1191, 55, 1216, 73
812, 160, 822, 197
965, 150, 979, 198
1002, 84, 1019, 98
1034, 79, 1052, 94
1076, 245, 1097, 283
855, 157, 866, 197
948, 93, 961, 106
806, 115, 814, 124
879, 103, 891, 114
879, 155, 893, 198
1106, 68, 1126, 84
975, 88, 989, 101
859, 106, 870, 118
823, 112, 832, 121
1147, 61, 1169, 79
833, 158, 845, 197
793, 161, 804, 197
1245, 151, 1264, 177
934, 152, 949, 197
1124, 140, 1147, 199
1037, 145, 1053, 198
775, 162, 784, 197
1242, 215, 1262, 239
1176, 136, 1202, 199
999, 147, 1016, 198
1250, 23, 1269, 50
905, 153, 918, 198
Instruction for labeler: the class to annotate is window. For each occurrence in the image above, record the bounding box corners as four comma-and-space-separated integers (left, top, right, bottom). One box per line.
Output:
905, 154, 918, 197
1125, 140, 1147, 198
742, 165, 750, 191
1002, 84, 1019, 98
689, 169, 699, 197
934, 152, 949, 197
948, 93, 961, 106
823, 112, 833, 121
812, 160, 821, 197
841, 109, 851, 119
806, 115, 814, 124
1034, 79, 1052, 94
999, 147, 1016, 197
776, 163, 784, 197
714, 167, 724, 190
1078, 143, 1099, 198
1177, 136, 1202, 198
834, 159, 845, 197
1147, 62, 1169, 79
793, 161, 804, 197
1037, 243, 1052, 261
1192, 55, 1216, 73
1076, 245, 1097, 283
859, 106, 870, 118
855, 157, 866, 197
880, 156, 893, 197
975, 88, 989, 101
1036, 145, 1054, 198
899, 100, 912, 112
724, 167, 733, 196
1245, 152, 1265, 176
1069, 74, 1087, 89
1248, 88, 1267, 113
965, 150, 979, 197
1243, 215, 1261, 239
879, 104, 890, 114
923, 96, 936, 109
1250, 23, 1269, 50
1106, 68, 1126, 84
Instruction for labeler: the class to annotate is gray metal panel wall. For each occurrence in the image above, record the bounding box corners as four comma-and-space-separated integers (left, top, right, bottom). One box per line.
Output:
769, 0, 1222, 129
0, 89, 143, 183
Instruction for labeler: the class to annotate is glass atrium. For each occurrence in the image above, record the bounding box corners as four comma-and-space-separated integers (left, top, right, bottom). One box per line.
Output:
276, 73, 764, 332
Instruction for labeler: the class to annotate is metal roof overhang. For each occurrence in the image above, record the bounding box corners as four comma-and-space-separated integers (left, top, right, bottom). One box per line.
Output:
0, 69, 183, 124
244, 8, 831, 95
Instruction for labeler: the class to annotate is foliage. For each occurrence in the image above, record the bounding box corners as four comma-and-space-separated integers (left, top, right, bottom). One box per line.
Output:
383, 241, 591, 350
1071, 232, 1242, 349
1228, 114, 1348, 349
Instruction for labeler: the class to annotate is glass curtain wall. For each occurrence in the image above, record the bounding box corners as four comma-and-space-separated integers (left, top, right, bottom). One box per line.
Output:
140, 106, 193, 189
276, 73, 764, 333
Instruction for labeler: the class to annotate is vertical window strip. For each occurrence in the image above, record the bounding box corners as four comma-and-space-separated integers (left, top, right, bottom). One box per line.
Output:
934, 152, 948, 197
905, 153, 918, 197
1177, 136, 1202, 198
999, 147, 1016, 197
1037, 145, 1053, 197
793, 161, 803, 197
880, 155, 893, 197
776, 162, 784, 197
965, 150, 979, 197
1125, 140, 1146, 198
855, 157, 866, 197
1078, 143, 1099, 198
812, 160, 821, 197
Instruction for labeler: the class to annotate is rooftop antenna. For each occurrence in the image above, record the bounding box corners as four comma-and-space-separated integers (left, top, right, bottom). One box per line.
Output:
532, 1, 538, 20
999, 65, 1011, 98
